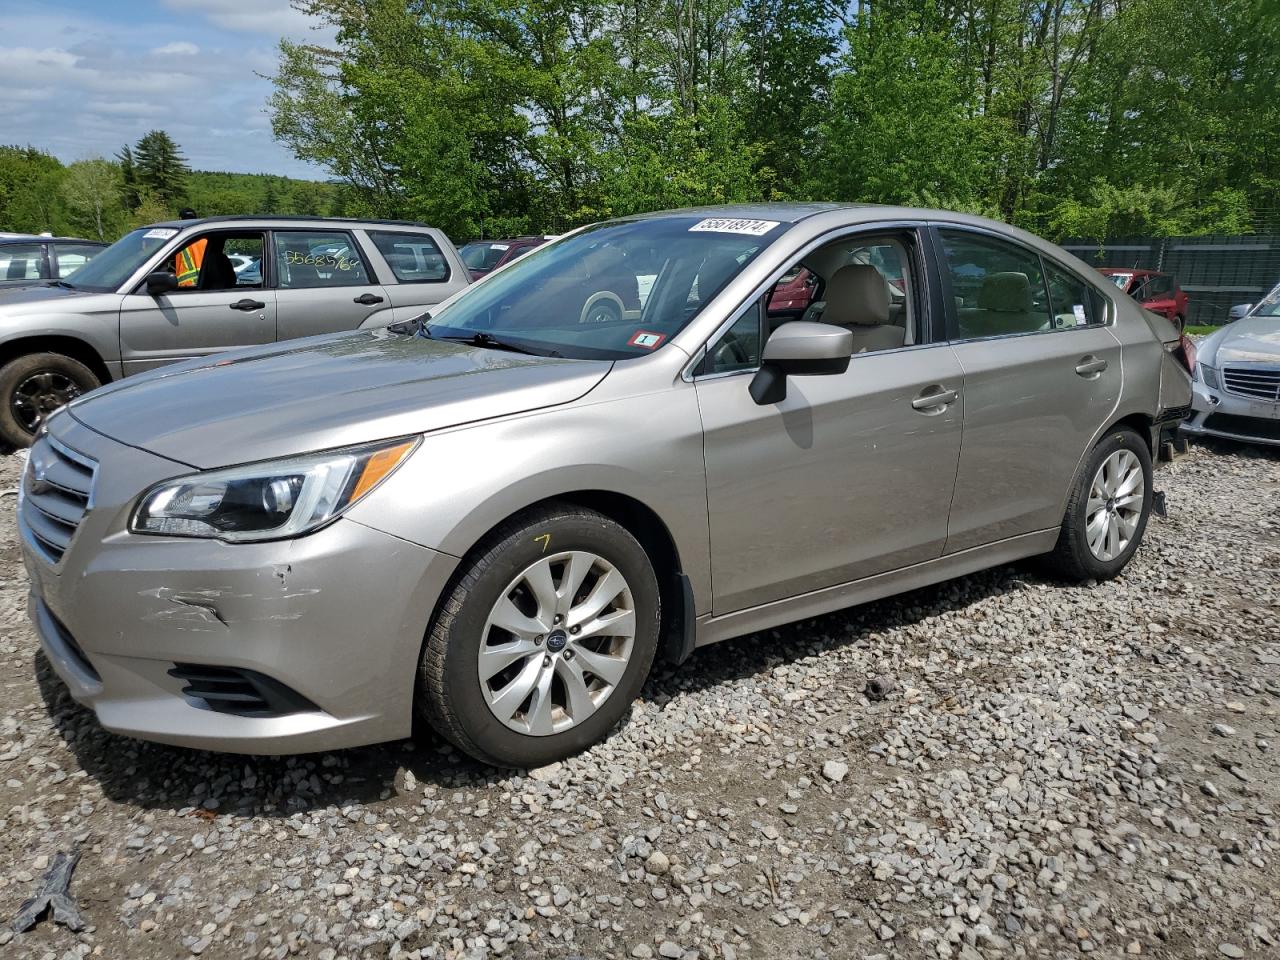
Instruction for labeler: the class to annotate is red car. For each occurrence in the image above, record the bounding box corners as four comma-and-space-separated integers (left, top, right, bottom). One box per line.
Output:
459, 236, 553, 281
1100, 269, 1189, 332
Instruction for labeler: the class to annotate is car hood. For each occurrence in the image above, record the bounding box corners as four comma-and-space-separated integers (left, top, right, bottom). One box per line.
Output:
68, 330, 613, 468
1208, 314, 1280, 365
0, 283, 105, 308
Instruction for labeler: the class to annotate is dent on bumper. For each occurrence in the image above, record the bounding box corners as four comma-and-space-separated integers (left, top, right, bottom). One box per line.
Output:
27, 518, 458, 754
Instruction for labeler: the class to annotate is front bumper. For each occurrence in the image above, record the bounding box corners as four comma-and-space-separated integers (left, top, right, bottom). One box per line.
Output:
22, 415, 458, 754
1181, 374, 1280, 446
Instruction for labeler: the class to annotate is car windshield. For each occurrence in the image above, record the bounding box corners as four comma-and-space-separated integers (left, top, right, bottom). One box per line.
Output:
427, 216, 788, 359
460, 242, 508, 272
1107, 272, 1132, 289
1248, 283, 1280, 318
59, 226, 178, 291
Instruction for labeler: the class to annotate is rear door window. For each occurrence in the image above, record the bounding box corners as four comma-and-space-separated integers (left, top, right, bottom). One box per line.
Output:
274, 231, 372, 288
0, 243, 46, 281
369, 231, 449, 282
938, 230, 1054, 339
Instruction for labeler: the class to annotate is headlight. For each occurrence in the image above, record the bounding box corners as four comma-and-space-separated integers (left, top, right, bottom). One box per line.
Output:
1199, 364, 1220, 390
131, 437, 418, 542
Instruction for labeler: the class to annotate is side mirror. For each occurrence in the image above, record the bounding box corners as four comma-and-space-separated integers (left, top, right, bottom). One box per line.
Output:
1227, 303, 1253, 322
146, 270, 179, 296
749, 321, 852, 405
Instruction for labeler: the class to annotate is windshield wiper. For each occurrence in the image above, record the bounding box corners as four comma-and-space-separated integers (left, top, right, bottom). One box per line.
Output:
46, 280, 75, 290
434, 331, 558, 357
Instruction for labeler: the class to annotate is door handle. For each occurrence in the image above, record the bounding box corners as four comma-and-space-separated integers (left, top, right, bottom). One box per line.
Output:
229, 299, 265, 311
353, 293, 385, 306
1075, 355, 1108, 377
911, 387, 958, 412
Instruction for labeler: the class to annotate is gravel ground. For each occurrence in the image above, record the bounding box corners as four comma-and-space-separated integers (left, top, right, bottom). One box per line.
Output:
0, 439, 1277, 960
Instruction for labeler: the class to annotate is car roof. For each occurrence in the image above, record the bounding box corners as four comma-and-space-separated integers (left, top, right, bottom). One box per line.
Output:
145, 215, 438, 230
0, 235, 103, 245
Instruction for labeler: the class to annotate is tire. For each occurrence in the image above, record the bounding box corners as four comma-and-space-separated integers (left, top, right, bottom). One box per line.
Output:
0, 352, 101, 448
580, 296, 622, 325
418, 504, 660, 768
1173, 314, 1186, 334
1044, 426, 1153, 581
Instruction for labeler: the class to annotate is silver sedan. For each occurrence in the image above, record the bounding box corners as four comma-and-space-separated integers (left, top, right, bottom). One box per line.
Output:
19, 204, 1192, 766
1183, 283, 1280, 446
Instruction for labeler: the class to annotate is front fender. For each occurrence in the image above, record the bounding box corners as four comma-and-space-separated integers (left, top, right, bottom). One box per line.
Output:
344, 387, 713, 615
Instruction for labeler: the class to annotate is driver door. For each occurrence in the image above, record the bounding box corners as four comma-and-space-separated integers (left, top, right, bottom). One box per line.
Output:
694, 228, 964, 614
119, 230, 276, 374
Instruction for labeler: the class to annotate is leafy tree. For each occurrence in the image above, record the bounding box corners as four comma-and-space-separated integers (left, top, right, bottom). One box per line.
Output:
0, 146, 67, 233
61, 158, 123, 240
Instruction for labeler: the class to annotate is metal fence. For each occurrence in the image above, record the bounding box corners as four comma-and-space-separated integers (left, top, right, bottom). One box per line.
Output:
1060, 235, 1280, 326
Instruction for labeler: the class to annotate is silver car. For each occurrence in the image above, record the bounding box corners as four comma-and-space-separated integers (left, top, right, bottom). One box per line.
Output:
20, 204, 1191, 767
1182, 283, 1280, 446
0, 216, 469, 448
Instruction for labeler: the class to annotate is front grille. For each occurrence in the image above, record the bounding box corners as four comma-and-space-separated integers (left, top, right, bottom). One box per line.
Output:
1204, 412, 1280, 442
1222, 365, 1280, 402
20, 434, 96, 564
168, 663, 318, 718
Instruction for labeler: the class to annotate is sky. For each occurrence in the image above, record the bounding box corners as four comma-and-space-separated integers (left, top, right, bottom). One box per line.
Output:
0, 0, 333, 179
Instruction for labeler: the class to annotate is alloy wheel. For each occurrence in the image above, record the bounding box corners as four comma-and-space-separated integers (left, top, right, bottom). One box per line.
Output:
10, 371, 82, 434
478, 551, 636, 736
1085, 449, 1145, 562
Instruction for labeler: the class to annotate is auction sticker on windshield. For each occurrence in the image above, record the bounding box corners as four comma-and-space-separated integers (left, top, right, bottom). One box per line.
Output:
144, 228, 178, 240
628, 331, 665, 349
689, 218, 780, 236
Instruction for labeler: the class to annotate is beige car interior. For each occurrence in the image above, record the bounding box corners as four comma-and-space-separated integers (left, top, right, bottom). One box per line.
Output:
786, 237, 914, 352
958, 270, 1047, 338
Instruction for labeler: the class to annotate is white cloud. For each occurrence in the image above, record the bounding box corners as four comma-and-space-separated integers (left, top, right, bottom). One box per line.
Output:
0, 6, 329, 177
151, 41, 200, 56
160, 0, 324, 41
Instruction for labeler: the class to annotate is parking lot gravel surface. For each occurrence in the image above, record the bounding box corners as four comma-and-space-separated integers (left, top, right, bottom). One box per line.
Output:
0, 440, 1277, 960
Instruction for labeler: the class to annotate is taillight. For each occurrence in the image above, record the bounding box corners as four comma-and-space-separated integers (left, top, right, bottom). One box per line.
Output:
1172, 333, 1196, 376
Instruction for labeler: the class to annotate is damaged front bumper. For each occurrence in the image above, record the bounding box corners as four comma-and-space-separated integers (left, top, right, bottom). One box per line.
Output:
21, 414, 458, 754
1181, 369, 1280, 446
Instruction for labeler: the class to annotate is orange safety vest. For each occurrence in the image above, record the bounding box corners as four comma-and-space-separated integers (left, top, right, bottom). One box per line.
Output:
175, 238, 207, 287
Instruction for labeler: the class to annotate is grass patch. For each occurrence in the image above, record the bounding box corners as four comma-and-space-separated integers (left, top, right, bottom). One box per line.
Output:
1184, 325, 1219, 336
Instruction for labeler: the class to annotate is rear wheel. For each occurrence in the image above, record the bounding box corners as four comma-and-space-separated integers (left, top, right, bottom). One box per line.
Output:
1173, 314, 1186, 333
1044, 427, 1153, 581
0, 352, 100, 448
417, 505, 660, 767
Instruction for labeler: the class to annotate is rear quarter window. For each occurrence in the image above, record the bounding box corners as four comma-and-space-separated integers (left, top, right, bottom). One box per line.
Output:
369, 231, 450, 283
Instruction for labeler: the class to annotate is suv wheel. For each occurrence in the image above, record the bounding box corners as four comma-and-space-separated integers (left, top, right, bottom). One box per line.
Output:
418, 504, 660, 767
1045, 427, 1153, 581
0, 353, 101, 448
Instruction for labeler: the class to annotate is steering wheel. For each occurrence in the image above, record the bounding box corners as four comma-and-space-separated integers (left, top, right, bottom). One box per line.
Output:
711, 334, 750, 370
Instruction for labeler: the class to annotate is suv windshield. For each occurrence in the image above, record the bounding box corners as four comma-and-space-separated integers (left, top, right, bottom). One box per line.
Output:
60, 226, 178, 292
428, 216, 788, 359
1254, 284, 1280, 318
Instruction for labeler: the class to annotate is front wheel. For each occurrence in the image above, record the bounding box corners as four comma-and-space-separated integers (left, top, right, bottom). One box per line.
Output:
0, 353, 101, 448
1044, 427, 1153, 581
417, 505, 660, 767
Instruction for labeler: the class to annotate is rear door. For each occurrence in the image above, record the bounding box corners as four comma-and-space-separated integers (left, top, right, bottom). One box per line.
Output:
363, 229, 468, 320
119, 230, 275, 374
934, 226, 1121, 552
271, 229, 393, 341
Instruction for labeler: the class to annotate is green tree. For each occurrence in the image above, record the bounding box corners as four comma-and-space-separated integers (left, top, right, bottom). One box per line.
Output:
133, 130, 188, 205
61, 158, 123, 240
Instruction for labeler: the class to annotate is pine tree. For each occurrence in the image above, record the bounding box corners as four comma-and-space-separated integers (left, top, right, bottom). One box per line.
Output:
133, 130, 188, 205
115, 144, 140, 210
